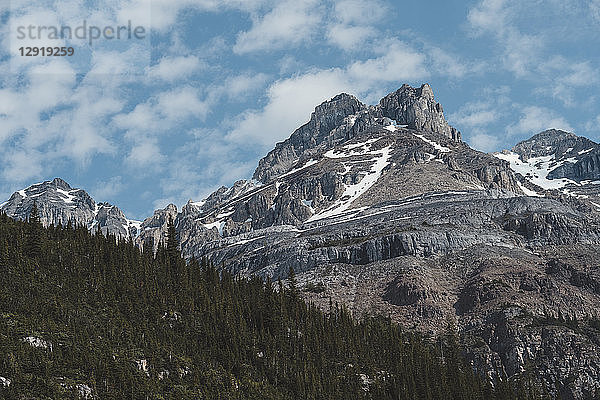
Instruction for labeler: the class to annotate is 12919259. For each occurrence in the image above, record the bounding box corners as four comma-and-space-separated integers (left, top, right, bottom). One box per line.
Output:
19, 47, 75, 56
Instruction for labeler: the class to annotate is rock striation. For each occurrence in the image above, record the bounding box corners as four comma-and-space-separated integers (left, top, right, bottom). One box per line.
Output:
0, 177, 140, 238
253, 84, 461, 184
5, 84, 600, 398
379, 83, 462, 141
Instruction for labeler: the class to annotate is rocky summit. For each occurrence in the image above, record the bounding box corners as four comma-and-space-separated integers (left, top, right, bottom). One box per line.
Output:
0, 177, 140, 239
4, 84, 600, 399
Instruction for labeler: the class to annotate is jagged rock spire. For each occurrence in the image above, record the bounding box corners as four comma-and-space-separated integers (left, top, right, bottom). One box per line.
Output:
253, 83, 461, 184
379, 84, 461, 141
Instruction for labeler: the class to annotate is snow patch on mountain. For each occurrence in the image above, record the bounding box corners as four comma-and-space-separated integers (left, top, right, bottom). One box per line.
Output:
517, 181, 542, 197
204, 220, 226, 236
56, 188, 76, 204
308, 145, 393, 222
324, 138, 385, 159
494, 152, 578, 190
278, 159, 319, 178
412, 133, 450, 153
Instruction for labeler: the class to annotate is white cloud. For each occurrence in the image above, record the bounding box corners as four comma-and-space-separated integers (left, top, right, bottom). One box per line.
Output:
591, 0, 600, 21
326, 25, 376, 52
502, 31, 543, 77
113, 103, 157, 132
0, 57, 123, 182
227, 41, 428, 146
325, 0, 386, 51
537, 58, 599, 107
93, 176, 124, 200
346, 41, 427, 86
467, 0, 510, 35
584, 115, 600, 134
2, 149, 44, 183
157, 86, 210, 121
222, 73, 269, 99
467, 0, 543, 77
449, 104, 498, 128
125, 136, 165, 170
233, 0, 323, 54
156, 137, 257, 207
113, 86, 211, 171
468, 133, 501, 153
226, 69, 348, 146
113, 86, 210, 133
507, 106, 572, 136
117, 0, 268, 31
427, 47, 479, 79
148, 56, 206, 82
449, 99, 503, 153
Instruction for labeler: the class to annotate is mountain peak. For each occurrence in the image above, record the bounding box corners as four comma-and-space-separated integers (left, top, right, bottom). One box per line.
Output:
524, 129, 577, 144
0, 178, 138, 239
50, 177, 72, 190
512, 129, 592, 161
253, 83, 461, 183
253, 91, 368, 182
379, 83, 461, 141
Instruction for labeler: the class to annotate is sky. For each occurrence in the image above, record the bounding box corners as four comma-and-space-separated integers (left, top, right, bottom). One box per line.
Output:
1, 0, 600, 220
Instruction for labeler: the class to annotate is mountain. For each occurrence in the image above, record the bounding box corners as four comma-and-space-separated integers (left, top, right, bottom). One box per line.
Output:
495, 129, 600, 202
0, 178, 140, 238
3, 84, 600, 398
0, 213, 536, 399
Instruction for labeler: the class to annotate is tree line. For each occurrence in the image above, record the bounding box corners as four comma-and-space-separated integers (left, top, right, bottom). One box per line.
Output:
0, 209, 549, 399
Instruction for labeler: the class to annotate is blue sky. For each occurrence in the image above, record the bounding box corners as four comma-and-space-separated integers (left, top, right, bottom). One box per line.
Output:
1, 0, 600, 220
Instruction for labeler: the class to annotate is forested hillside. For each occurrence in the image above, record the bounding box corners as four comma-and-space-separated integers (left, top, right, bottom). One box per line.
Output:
0, 210, 546, 399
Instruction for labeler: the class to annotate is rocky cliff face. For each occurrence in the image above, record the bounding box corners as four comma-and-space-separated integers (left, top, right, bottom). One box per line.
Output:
379, 83, 461, 141
494, 129, 600, 203
137, 204, 179, 250
253, 83, 461, 184
5, 84, 600, 398
0, 178, 140, 239
253, 93, 369, 183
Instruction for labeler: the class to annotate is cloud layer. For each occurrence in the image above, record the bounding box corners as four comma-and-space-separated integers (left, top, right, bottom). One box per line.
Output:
1, 0, 598, 217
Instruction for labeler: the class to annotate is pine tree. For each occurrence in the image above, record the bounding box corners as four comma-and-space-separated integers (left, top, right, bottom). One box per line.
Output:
25, 201, 43, 259
0, 215, 546, 400
166, 215, 182, 287
287, 267, 299, 300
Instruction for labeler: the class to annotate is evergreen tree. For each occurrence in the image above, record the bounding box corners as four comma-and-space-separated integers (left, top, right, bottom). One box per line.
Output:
0, 215, 547, 400
287, 266, 299, 300
25, 201, 43, 259
165, 215, 182, 287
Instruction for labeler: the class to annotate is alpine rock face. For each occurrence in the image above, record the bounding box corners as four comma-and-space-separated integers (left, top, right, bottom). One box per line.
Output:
4, 84, 600, 399
495, 129, 600, 202
0, 177, 140, 238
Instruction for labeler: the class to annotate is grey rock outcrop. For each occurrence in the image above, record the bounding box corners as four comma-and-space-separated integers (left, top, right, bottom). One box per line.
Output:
137, 204, 178, 250
7, 83, 600, 398
379, 83, 462, 141
253, 84, 462, 184
0, 178, 139, 239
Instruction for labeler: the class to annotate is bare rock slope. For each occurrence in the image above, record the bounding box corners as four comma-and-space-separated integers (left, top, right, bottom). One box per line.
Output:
5, 84, 600, 398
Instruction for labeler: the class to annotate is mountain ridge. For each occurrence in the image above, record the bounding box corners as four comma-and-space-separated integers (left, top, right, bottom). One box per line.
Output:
0, 177, 140, 239
3, 84, 600, 398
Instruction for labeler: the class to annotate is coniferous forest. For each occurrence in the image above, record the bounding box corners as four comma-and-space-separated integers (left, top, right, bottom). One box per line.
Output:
0, 211, 548, 399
